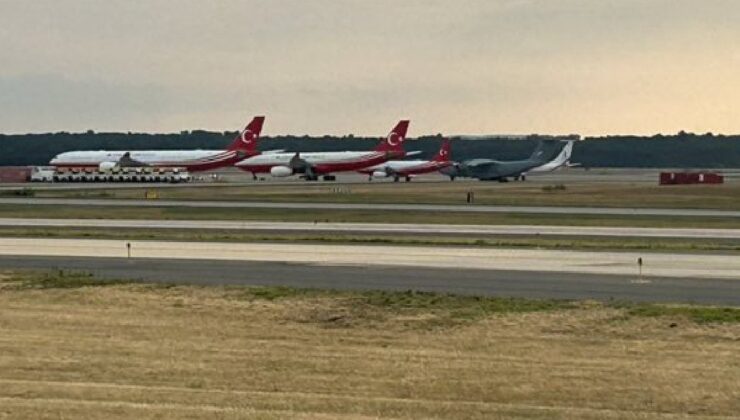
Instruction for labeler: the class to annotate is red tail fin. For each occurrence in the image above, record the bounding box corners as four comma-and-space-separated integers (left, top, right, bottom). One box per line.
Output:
375, 120, 410, 153
228, 116, 265, 153
432, 138, 451, 162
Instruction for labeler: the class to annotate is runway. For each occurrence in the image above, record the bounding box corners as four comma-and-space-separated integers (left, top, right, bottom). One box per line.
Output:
1, 217, 739, 239
1, 237, 737, 304
0, 255, 738, 305
0, 237, 737, 279
2, 197, 740, 218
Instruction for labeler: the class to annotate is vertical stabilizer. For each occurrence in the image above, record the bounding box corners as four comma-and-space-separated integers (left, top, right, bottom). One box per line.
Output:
432, 138, 452, 162
375, 120, 410, 154
227, 116, 265, 153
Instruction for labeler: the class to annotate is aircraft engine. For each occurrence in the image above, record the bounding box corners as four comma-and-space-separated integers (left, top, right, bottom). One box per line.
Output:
99, 161, 118, 171
372, 171, 388, 178
270, 166, 294, 177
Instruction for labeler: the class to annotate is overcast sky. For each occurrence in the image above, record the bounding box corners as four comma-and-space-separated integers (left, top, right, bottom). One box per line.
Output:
1, 0, 738, 135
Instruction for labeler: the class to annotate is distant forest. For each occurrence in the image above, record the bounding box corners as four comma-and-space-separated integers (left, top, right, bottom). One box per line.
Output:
1, 131, 739, 168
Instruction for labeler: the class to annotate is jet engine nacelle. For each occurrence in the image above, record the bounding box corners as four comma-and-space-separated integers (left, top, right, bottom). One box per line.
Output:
372, 171, 388, 178
99, 161, 118, 171
270, 166, 294, 177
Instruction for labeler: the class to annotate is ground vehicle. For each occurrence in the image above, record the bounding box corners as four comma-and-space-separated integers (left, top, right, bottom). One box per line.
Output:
31, 166, 191, 183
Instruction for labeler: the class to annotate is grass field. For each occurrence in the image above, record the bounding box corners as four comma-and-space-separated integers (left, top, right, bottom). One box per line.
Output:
19, 181, 740, 210
0, 226, 738, 253
1, 271, 738, 419
1, 204, 740, 229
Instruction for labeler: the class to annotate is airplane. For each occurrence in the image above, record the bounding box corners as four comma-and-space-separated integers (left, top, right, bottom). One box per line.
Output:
49, 116, 265, 172
525, 140, 579, 174
439, 140, 566, 181
236, 120, 410, 181
360, 138, 453, 182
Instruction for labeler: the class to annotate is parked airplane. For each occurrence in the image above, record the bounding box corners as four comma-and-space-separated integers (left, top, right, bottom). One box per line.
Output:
440, 140, 566, 181
360, 138, 453, 182
526, 140, 578, 174
236, 120, 410, 181
49, 116, 265, 172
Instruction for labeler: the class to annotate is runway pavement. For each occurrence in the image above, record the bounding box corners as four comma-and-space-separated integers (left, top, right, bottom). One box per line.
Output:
1, 218, 739, 239
0, 255, 738, 305
2, 197, 740, 218
1, 237, 737, 304
0, 237, 737, 280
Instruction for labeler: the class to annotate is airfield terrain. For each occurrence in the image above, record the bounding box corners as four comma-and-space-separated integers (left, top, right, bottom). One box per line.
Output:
0, 169, 738, 418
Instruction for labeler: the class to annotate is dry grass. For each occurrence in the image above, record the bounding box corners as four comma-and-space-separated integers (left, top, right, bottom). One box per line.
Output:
0, 275, 739, 419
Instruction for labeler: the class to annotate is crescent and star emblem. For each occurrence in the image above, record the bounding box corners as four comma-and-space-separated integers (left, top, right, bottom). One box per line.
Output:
387, 133, 401, 146
241, 129, 254, 145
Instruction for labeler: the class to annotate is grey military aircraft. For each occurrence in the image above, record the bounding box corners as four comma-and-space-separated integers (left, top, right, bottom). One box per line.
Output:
440, 140, 566, 181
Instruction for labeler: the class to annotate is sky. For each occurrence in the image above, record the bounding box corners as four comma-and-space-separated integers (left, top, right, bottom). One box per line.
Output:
1, 0, 739, 136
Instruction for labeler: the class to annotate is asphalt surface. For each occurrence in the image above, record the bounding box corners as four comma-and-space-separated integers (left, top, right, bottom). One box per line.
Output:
1, 255, 738, 305
2, 197, 740, 218
2, 237, 737, 279
1, 217, 739, 239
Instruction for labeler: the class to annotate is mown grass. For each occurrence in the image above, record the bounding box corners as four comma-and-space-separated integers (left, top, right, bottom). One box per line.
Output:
235, 285, 740, 325
622, 303, 740, 324
0, 187, 37, 197
3, 269, 136, 289
28, 180, 740, 210
1, 203, 740, 228
235, 286, 578, 325
21, 177, 740, 210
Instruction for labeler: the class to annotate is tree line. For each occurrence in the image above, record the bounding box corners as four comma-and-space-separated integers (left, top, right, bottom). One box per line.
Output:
1, 131, 739, 168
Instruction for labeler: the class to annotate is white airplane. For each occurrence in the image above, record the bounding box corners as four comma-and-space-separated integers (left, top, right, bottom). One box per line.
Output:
359, 138, 453, 182
49, 116, 265, 172
236, 120, 410, 181
526, 140, 578, 174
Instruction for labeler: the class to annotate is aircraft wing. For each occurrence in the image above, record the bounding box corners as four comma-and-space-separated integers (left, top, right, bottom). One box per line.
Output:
404, 151, 423, 157
462, 159, 497, 170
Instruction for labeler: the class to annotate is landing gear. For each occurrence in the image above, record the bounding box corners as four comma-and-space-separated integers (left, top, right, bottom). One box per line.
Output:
405, 176, 411, 182
251, 172, 257, 181
393, 176, 400, 182
449, 176, 456, 181
323, 175, 336, 181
